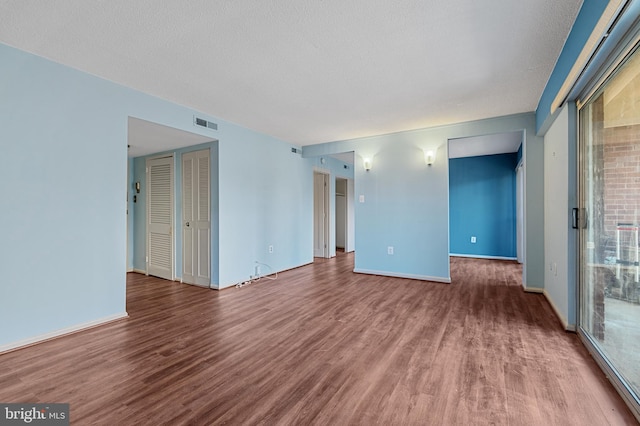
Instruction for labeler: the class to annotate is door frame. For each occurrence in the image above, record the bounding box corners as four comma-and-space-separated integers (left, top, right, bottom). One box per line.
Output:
516, 160, 525, 264
313, 169, 330, 258
574, 31, 640, 420
335, 177, 348, 251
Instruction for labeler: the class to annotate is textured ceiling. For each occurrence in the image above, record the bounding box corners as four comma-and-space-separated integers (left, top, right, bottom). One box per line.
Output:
448, 131, 522, 159
128, 117, 215, 158
0, 1, 582, 146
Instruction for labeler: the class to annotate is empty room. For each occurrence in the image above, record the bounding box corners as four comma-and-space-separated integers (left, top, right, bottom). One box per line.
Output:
2, 1, 640, 424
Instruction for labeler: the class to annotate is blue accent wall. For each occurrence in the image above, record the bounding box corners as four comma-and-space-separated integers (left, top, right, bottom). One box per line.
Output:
449, 153, 517, 258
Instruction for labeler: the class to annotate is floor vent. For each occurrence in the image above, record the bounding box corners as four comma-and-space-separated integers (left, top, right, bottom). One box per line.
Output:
194, 116, 218, 131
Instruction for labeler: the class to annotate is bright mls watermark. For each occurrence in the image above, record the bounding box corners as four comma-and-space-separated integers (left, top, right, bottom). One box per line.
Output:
0, 404, 68, 425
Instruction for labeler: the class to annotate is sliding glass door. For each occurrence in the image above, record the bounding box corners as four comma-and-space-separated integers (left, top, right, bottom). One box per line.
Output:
579, 45, 640, 411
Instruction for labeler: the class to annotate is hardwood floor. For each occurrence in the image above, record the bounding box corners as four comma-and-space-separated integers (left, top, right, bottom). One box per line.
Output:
0, 254, 636, 425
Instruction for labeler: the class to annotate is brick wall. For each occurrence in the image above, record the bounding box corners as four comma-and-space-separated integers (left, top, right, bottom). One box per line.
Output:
603, 124, 640, 260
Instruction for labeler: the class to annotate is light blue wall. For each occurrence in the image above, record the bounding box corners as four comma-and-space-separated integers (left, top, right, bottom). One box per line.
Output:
0, 43, 314, 348
132, 135, 311, 290
217, 134, 314, 288
303, 113, 544, 287
449, 153, 517, 258
543, 104, 577, 329
0, 43, 128, 347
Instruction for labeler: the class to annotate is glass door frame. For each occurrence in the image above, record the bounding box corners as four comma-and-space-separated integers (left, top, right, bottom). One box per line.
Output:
576, 39, 640, 421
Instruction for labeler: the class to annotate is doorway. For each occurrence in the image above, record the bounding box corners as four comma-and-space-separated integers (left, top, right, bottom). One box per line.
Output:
314, 171, 330, 258
335, 177, 355, 253
516, 161, 525, 264
336, 178, 347, 252
448, 132, 522, 260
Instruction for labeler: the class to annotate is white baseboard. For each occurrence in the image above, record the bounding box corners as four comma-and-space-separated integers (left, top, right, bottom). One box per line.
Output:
450, 253, 518, 261
523, 286, 544, 293
0, 312, 128, 355
543, 290, 576, 332
132, 269, 147, 274
354, 268, 451, 284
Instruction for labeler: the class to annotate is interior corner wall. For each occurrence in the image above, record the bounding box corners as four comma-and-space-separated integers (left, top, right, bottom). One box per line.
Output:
544, 105, 571, 327
302, 113, 544, 286
0, 42, 313, 349
0, 43, 128, 348
217, 134, 314, 289
127, 157, 135, 272
449, 153, 518, 259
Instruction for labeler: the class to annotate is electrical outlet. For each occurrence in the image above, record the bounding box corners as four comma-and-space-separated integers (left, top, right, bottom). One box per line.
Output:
387, 246, 394, 255
471, 236, 476, 243
268, 245, 274, 253
256, 265, 261, 275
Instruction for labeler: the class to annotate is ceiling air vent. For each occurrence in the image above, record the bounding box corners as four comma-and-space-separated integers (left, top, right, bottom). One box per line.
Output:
194, 116, 218, 131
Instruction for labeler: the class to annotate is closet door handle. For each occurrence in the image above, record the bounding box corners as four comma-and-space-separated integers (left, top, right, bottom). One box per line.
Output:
572, 208, 579, 229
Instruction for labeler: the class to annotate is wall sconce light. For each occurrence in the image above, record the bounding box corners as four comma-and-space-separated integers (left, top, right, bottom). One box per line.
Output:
135, 182, 141, 193
425, 150, 435, 166
363, 158, 372, 171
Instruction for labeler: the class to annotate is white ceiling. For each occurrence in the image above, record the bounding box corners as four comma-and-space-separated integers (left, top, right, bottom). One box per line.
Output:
329, 152, 355, 165
128, 117, 216, 158
0, 1, 582, 149
448, 131, 522, 159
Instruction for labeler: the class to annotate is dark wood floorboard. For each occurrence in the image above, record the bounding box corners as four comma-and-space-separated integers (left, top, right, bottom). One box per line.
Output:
0, 254, 636, 425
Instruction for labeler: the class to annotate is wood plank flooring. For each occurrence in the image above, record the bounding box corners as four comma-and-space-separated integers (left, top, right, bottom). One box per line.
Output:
0, 254, 637, 425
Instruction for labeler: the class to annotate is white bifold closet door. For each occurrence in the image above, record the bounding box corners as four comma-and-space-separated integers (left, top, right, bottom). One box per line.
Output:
182, 149, 211, 286
147, 156, 174, 280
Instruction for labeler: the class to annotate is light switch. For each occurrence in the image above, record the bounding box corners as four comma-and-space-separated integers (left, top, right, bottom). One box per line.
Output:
359, 195, 365, 203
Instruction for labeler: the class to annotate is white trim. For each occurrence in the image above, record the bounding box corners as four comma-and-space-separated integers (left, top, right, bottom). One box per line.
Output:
0, 312, 128, 355
354, 268, 451, 283
543, 290, 576, 332
449, 253, 517, 261
133, 268, 147, 274
523, 286, 544, 294
312, 165, 331, 174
